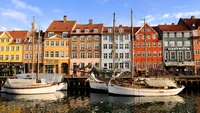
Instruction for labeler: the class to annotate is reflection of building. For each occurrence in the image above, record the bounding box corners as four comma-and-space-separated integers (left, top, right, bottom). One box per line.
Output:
70, 19, 103, 76
0, 31, 28, 75
158, 23, 194, 75
44, 16, 76, 74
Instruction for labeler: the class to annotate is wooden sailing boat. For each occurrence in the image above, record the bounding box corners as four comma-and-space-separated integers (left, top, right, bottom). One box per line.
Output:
108, 9, 185, 96
1, 17, 58, 94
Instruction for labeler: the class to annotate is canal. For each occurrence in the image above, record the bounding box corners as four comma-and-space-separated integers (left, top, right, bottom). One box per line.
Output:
0, 88, 199, 113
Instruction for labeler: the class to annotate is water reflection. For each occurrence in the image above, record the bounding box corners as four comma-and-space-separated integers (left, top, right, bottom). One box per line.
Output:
0, 89, 197, 113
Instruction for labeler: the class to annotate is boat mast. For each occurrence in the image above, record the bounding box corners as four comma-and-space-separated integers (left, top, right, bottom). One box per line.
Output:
36, 27, 40, 81
31, 16, 36, 78
112, 13, 116, 76
131, 9, 135, 79
143, 18, 148, 76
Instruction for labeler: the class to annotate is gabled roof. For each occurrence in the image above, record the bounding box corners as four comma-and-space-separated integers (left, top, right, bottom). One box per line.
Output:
8, 30, 29, 44
46, 20, 76, 32
178, 17, 200, 30
135, 23, 158, 35
158, 24, 190, 31
71, 23, 103, 34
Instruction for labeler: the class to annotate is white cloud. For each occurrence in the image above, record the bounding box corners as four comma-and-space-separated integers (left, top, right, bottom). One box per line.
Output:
173, 11, 200, 19
0, 26, 7, 31
160, 13, 170, 19
11, 0, 42, 15
1, 9, 27, 22
146, 15, 155, 23
53, 9, 63, 13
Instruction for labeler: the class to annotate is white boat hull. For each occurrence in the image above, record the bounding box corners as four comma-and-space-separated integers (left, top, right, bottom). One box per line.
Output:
108, 82, 185, 96
1, 84, 58, 94
56, 82, 68, 91
89, 81, 108, 91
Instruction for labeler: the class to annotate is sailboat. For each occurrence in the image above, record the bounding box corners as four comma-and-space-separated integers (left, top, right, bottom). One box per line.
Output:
86, 13, 123, 91
108, 9, 185, 96
1, 17, 58, 94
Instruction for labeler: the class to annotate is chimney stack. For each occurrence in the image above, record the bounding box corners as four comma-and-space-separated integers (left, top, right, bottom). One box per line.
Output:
172, 23, 174, 25
191, 16, 195, 19
89, 19, 93, 25
63, 15, 67, 22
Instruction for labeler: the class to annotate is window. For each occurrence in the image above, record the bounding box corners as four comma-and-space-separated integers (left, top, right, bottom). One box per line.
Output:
46, 41, 49, 46
169, 32, 175, 37
25, 54, 28, 59
169, 41, 175, 47
152, 42, 156, 47
104, 63, 107, 68
170, 51, 176, 60
152, 35, 156, 39
194, 30, 198, 36
55, 51, 59, 57
147, 43, 151, 47
84, 28, 89, 33
93, 28, 98, 33
165, 51, 168, 60
109, 44, 112, 49
80, 53, 85, 58
29, 54, 32, 59
50, 51, 54, 57
66, 41, 69, 46
5, 55, 8, 60
88, 53, 92, 58
164, 41, 168, 47
95, 53, 99, 58
148, 52, 151, 57
94, 44, 99, 50
125, 35, 129, 40
137, 43, 140, 47
87, 35, 92, 41
72, 36, 77, 41
176, 32, 182, 37
16, 38, 21, 43
25, 45, 28, 50
88, 44, 92, 50
196, 49, 200, 54
0, 55, 3, 60
125, 53, 129, 58
119, 44, 123, 49
125, 44, 129, 49
72, 44, 77, 50
80, 63, 85, 68
6, 39, 9, 42
50, 41, 54, 46
76, 29, 81, 33
80, 44, 85, 50
72, 53, 77, 58
16, 55, 19, 60
184, 32, 190, 37
48, 32, 54, 37
163, 32, 168, 37
196, 59, 200, 65
62, 32, 68, 37
154, 62, 157, 68
177, 41, 182, 46
136, 35, 140, 40
60, 51, 64, 57
103, 35, 107, 40
55, 41, 59, 46
16, 46, 19, 51
178, 51, 183, 61
137, 52, 141, 57
11, 46, 14, 51
0, 39, 4, 42
185, 51, 191, 59
61, 41, 64, 46
194, 39, 198, 44
80, 36, 85, 41
66, 52, 69, 57
120, 53, 123, 59
119, 28, 124, 33
109, 53, 112, 59
184, 41, 190, 46
0, 46, 4, 51
108, 28, 112, 33
125, 63, 129, 69
158, 51, 162, 56
103, 44, 107, 49
147, 35, 150, 40
158, 42, 162, 47
153, 51, 157, 57
142, 51, 145, 57
11, 55, 14, 60
94, 35, 99, 41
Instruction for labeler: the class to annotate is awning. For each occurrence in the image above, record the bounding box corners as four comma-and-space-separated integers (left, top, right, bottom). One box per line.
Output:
165, 61, 194, 66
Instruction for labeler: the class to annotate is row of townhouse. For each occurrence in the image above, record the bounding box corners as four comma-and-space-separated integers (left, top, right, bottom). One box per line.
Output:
0, 15, 200, 76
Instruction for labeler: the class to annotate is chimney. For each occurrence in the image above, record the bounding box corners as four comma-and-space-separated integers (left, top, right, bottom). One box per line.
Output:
172, 23, 174, 25
119, 24, 122, 27
63, 15, 67, 22
191, 16, 195, 19
89, 19, 93, 25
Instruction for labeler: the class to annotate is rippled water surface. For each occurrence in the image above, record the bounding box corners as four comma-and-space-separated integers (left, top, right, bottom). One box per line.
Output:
0, 89, 199, 113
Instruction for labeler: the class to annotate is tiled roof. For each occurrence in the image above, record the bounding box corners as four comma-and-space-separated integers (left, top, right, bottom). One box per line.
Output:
158, 24, 189, 31
179, 18, 200, 29
103, 25, 131, 34
71, 23, 103, 34
7, 30, 29, 44
46, 20, 76, 32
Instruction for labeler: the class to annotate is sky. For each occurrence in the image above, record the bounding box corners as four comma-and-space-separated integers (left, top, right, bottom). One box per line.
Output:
1, 0, 200, 31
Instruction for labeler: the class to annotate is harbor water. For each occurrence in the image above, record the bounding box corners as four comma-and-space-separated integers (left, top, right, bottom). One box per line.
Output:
0, 88, 199, 113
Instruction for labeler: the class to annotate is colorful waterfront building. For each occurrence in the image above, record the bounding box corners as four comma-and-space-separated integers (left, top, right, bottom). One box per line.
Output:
101, 25, 131, 72
23, 30, 45, 73
70, 19, 103, 76
44, 16, 76, 74
178, 16, 200, 75
134, 23, 163, 76
158, 23, 194, 75
0, 30, 28, 75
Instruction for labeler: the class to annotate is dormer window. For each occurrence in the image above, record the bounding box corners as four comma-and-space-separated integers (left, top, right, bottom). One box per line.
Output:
62, 32, 68, 37
119, 28, 124, 33
48, 32, 54, 37
108, 28, 112, 33
76, 29, 81, 33
16, 38, 21, 43
93, 28, 98, 33
84, 28, 89, 33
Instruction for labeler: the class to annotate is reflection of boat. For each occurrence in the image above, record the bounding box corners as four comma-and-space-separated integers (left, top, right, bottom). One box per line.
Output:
109, 95, 185, 105
1, 91, 65, 101
89, 92, 109, 104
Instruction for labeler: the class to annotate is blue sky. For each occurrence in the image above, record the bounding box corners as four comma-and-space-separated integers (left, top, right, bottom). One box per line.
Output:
1, 0, 200, 31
